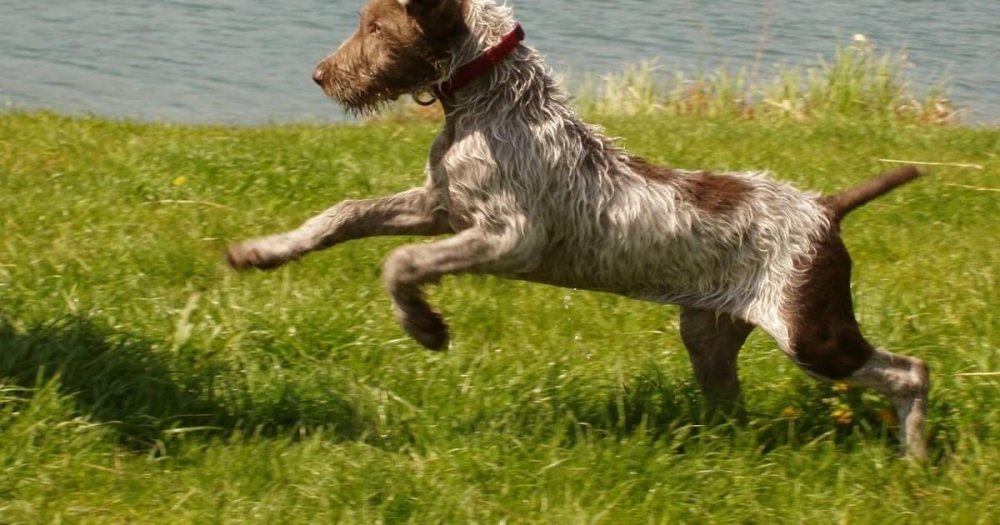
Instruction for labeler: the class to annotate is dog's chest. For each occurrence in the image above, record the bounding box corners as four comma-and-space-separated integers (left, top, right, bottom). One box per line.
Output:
428, 132, 541, 225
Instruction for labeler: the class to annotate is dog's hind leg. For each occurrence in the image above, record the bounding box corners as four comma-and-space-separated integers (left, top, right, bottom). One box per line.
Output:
784, 231, 929, 459
680, 307, 754, 413
787, 315, 929, 459
789, 320, 929, 459
847, 348, 930, 460
228, 188, 452, 271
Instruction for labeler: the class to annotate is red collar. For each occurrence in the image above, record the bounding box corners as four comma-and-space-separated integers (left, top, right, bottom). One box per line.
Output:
437, 24, 525, 99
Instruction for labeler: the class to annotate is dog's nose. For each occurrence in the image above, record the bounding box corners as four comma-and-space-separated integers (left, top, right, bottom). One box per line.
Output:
312, 67, 325, 86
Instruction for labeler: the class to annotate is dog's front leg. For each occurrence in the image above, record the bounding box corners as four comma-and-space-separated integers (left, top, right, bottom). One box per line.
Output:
382, 227, 527, 350
227, 188, 451, 271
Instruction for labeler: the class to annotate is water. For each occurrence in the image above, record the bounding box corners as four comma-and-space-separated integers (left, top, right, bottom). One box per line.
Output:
2, 0, 998, 124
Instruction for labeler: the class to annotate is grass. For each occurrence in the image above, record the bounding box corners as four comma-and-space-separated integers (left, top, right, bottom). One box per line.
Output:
1, 110, 997, 523
571, 40, 957, 124
2, 35, 1000, 520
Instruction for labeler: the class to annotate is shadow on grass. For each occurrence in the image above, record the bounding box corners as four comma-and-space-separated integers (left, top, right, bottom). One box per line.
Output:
0, 316, 370, 450
0, 316, 933, 458
517, 364, 924, 457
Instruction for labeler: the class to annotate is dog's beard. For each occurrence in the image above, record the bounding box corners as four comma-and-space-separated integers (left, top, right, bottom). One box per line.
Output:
336, 90, 395, 117
320, 79, 388, 116
327, 76, 437, 118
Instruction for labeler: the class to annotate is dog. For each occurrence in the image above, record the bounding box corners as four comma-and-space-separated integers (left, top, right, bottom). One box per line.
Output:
227, 0, 929, 458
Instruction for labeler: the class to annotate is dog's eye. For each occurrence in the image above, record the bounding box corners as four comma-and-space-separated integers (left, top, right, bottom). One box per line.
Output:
369, 21, 382, 34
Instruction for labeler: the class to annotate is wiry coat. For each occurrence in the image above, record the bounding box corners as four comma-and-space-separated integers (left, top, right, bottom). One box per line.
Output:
228, 0, 930, 459
431, 2, 829, 351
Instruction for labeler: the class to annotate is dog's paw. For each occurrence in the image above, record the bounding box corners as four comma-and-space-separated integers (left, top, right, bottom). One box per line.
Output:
226, 242, 289, 271
399, 303, 450, 351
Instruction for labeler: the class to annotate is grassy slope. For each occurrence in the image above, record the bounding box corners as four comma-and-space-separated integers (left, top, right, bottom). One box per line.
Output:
0, 112, 997, 523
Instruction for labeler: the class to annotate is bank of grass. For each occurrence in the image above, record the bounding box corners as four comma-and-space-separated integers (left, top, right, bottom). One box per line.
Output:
577, 40, 958, 124
1, 110, 997, 523
1, 75, 999, 521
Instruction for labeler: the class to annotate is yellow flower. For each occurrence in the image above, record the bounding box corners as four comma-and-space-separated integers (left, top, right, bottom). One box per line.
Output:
781, 406, 798, 419
831, 407, 854, 426
172, 176, 188, 187
832, 381, 850, 393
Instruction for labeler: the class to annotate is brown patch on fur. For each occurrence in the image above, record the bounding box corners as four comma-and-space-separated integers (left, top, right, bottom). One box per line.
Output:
626, 156, 682, 184
627, 156, 751, 213
787, 227, 874, 379
684, 171, 753, 213
313, 0, 469, 113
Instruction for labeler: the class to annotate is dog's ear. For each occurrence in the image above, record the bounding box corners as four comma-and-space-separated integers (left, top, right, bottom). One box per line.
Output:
398, 0, 465, 37
396, 0, 445, 12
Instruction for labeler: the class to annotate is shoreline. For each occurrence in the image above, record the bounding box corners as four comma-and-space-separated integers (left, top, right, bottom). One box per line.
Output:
5, 42, 998, 128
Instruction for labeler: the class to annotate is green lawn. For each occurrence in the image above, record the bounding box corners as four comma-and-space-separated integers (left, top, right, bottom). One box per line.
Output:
0, 112, 997, 523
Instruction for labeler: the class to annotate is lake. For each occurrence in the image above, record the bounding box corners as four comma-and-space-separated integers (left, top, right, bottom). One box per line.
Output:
2, 0, 998, 124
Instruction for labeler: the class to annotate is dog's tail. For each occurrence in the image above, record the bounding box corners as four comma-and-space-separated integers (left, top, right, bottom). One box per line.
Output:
822, 165, 925, 222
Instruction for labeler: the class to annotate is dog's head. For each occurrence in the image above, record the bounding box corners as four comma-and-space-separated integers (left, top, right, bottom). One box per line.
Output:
312, 0, 468, 114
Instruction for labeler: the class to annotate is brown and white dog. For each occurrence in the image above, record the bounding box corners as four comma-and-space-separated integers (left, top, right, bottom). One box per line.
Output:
227, 0, 930, 458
